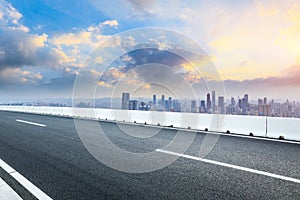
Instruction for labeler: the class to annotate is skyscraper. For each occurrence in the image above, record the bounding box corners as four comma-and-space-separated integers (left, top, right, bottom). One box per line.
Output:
200, 100, 206, 113
173, 100, 181, 112
139, 102, 146, 110
218, 96, 224, 114
191, 100, 197, 113
206, 93, 211, 113
161, 94, 165, 109
230, 97, 235, 114
264, 97, 267, 105
243, 94, 249, 114
212, 90, 216, 113
129, 100, 138, 110
121, 93, 130, 110
231, 97, 235, 106
168, 97, 172, 111
153, 94, 156, 105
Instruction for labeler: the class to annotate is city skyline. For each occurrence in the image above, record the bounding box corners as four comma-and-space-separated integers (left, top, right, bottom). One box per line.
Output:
120, 91, 300, 118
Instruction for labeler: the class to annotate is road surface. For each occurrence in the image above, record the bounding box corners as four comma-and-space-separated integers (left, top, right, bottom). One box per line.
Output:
0, 110, 300, 199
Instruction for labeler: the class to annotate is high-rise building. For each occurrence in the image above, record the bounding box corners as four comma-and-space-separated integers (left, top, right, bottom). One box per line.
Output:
173, 100, 181, 112
121, 92, 130, 109
231, 97, 235, 107
258, 104, 264, 116
218, 96, 224, 114
238, 98, 242, 109
191, 100, 197, 113
264, 104, 271, 116
244, 94, 248, 103
200, 100, 206, 113
259, 104, 271, 116
129, 100, 138, 110
263, 97, 267, 105
230, 97, 236, 114
165, 100, 170, 111
212, 90, 216, 112
206, 93, 211, 113
161, 95, 165, 109
242, 94, 249, 114
153, 95, 156, 105
139, 102, 146, 110
168, 97, 172, 111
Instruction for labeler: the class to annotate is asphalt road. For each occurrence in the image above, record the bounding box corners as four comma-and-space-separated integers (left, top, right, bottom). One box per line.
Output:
0, 110, 300, 199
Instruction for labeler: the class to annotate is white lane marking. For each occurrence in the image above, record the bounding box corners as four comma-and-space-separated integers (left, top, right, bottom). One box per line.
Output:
0, 177, 22, 200
155, 149, 300, 184
16, 119, 46, 127
0, 159, 52, 200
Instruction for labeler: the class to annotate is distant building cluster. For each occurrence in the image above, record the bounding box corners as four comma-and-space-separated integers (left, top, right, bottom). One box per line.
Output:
190, 90, 226, 114
189, 91, 299, 118
121, 93, 181, 112
121, 91, 300, 118
2, 91, 300, 118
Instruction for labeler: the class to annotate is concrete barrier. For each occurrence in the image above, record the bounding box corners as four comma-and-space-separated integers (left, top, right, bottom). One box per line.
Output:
222, 115, 266, 137
268, 117, 300, 140
0, 106, 299, 141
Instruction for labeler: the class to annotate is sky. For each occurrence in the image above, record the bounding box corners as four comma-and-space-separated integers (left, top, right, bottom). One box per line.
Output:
1, 0, 300, 102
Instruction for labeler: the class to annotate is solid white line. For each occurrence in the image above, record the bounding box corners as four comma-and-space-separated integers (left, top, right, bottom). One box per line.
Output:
0, 159, 52, 200
155, 149, 300, 184
16, 119, 46, 127
0, 177, 22, 200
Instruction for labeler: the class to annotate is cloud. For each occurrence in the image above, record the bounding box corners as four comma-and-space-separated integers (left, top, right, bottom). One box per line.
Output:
89, 45, 217, 99
0, 29, 74, 70
50, 31, 92, 46
49, 20, 119, 47
0, 68, 43, 85
0, 0, 29, 32
101, 19, 118, 27
0, 0, 79, 72
88, 0, 184, 21
47, 20, 120, 71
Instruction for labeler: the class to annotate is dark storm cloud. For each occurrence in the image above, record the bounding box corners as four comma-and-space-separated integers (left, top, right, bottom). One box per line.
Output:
0, 30, 62, 70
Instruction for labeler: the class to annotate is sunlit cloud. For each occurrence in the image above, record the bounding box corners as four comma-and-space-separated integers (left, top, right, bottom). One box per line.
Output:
0, 68, 43, 85
101, 20, 119, 27
50, 31, 92, 46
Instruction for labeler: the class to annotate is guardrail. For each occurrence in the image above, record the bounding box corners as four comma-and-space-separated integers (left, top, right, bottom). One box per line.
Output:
0, 106, 299, 141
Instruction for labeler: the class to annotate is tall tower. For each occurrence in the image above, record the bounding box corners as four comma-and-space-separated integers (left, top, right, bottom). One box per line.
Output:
161, 95, 165, 109
263, 97, 267, 105
153, 94, 156, 105
121, 92, 130, 110
218, 96, 224, 114
191, 100, 197, 113
206, 93, 211, 113
168, 97, 172, 111
200, 100, 206, 113
243, 94, 249, 114
212, 90, 216, 113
